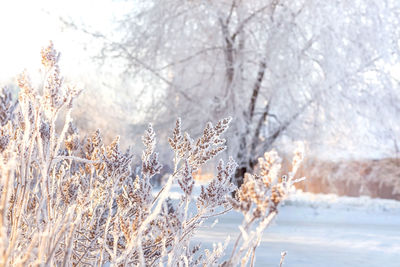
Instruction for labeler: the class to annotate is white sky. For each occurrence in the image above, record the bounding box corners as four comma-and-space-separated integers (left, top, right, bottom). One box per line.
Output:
0, 0, 127, 83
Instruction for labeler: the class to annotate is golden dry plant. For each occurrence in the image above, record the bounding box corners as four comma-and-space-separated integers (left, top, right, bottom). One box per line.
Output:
0, 43, 304, 266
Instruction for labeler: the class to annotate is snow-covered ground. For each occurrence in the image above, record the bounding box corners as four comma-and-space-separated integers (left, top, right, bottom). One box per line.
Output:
194, 191, 400, 267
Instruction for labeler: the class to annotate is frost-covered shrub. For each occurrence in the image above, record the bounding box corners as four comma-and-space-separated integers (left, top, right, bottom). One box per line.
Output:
0, 43, 303, 266
295, 157, 400, 200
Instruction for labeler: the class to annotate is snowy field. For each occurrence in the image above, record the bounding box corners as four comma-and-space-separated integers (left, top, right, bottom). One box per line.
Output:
192, 191, 400, 267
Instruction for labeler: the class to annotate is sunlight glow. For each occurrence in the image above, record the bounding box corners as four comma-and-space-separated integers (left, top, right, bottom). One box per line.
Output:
0, 0, 125, 83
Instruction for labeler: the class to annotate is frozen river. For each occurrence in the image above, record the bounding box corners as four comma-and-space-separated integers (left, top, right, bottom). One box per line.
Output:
195, 193, 400, 266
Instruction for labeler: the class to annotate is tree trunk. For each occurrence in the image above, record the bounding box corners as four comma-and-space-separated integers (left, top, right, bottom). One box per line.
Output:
233, 59, 267, 190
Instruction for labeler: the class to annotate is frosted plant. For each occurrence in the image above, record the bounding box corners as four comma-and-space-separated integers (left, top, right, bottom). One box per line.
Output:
0, 43, 304, 266
224, 144, 305, 266
0, 87, 16, 127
